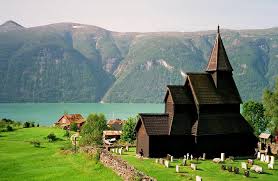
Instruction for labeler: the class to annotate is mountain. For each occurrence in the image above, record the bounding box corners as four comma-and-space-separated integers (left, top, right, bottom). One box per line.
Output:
0, 21, 277, 103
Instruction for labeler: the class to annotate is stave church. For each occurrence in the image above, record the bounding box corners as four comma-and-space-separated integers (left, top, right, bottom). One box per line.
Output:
135, 27, 257, 158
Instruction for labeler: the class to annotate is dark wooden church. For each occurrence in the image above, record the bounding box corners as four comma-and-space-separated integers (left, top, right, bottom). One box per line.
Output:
135, 27, 257, 158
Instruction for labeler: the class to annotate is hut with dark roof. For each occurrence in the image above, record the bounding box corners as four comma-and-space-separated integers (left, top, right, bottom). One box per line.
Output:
135, 27, 257, 158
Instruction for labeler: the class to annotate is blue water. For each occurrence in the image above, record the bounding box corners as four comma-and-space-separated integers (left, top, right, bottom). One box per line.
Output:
0, 103, 164, 125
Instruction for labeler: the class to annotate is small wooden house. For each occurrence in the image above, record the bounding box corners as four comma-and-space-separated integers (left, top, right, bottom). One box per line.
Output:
55, 114, 85, 129
135, 27, 257, 158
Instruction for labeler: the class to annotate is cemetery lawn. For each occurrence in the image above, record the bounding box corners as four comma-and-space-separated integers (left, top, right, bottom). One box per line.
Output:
0, 127, 121, 181
120, 148, 278, 181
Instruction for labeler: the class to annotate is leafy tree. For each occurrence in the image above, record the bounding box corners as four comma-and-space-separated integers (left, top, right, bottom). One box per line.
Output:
23, 122, 30, 128
31, 122, 35, 127
70, 122, 78, 132
242, 100, 269, 135
121, 117, 137, 144
80, 113, 107, 146
37, 123, 40, 127
6, 125, 13, 132
263, 77, 278, 134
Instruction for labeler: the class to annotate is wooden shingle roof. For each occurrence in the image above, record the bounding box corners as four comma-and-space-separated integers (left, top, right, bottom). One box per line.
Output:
206, 28, 233, 72
192, 113, 253, 136
164, 85, 194, 104
137, 113, 169, 135
187, 73, 242, 104
169, 113, 193, 135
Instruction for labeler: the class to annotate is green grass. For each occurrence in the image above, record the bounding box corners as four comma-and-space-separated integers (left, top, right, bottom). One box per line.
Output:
0, 127, 121, 181
119, 148, 278, 181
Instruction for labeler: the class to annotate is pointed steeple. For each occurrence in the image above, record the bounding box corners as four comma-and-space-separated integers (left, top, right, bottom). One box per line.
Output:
206, 26, 233, 72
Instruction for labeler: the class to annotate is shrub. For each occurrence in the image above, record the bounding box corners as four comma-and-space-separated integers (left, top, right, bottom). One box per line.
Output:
63, 130, 70, 138
70, 122, 78, 132
23, 122, 30, 128
6, 125, 13, 132
47, 133, 57, 142
31, 122, 35, 127
30, 140, 41, 147
37, 123, 40, 127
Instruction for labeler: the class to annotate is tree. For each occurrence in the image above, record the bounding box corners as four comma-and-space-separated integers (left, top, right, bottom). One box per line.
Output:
80, 113, 107, 146
121, 117, 137, 144
23, 122, 30, 128
242, 100, 269, 136
70, 122, 78, 132
263, 77, 278, 134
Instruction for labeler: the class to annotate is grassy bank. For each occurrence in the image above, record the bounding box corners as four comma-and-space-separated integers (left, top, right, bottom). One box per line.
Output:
120, 148, 278, 181
0, 127, 121, 181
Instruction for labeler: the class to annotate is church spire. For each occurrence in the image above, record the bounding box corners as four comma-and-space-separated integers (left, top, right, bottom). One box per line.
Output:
206, 26, 233, 72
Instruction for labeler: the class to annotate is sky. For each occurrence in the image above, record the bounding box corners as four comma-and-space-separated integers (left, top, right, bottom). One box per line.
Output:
0, 0, 277, 32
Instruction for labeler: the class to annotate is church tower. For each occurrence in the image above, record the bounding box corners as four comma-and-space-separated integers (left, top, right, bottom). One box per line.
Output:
206, 26, 233, 89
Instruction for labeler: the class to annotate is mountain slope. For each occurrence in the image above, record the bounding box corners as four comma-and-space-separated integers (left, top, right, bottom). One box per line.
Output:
0, 21, 277, 103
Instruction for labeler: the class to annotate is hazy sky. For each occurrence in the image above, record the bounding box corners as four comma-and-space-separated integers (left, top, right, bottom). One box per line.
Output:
0, 0, 277, 32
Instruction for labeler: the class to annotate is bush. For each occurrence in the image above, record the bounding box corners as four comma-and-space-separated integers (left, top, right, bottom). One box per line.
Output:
47, 133, 57, 142
23, 122, 30, 128
37, 123, 40, 127
63, 130, 70, 138
30, 140, 41, 147
70, 123, 78, 132
6, 125, 13, 132
31, 122, 35, 127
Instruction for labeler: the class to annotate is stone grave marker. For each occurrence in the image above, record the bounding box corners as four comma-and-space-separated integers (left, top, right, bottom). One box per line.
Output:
165, 160, 169, 168
170, 156, 173, 162
191, 163, 197, 170
119, 148, 122, 155
115, 148, 118, 154
196, 176, 202, 181
187, 153, 189, 160
260, 154, 265, 162
221, 153, 225, 162
182, 158, 187, 166
176, 165, 179, 173
190, 154, 193, 160
257, 152, 261, 159
241, 162, 247, 170
265, 155, 270, 163
111, 148, 114, 153
125, 145, 129, 152
270, 156, 275, 165
155, 159, 158, 164
202, 153, 206, 160
268, 163, 274, 170
250, 165, 263, 173
166, 154, 171, 160
247, 159, 254, 165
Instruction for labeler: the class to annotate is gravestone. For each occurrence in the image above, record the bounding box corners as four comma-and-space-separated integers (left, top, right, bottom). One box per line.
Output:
228, 166, 233, 172
119, 148, 122, 155
265, 155, 270, 163
187, 153, 189, 160
196, 176, 202, 181
268, 163, 274, 170
257, 152, 261, 159
111, 148, 114, 153
221, 153, 225, 162
166, 154, 171, 160
170, 156, 173, 162
247, 159, 254, 165
234, 167, 239, 174
190, 154, 193, 160
250, 165, 263, 173
202, 153, 206, 160
191, 163, 197, 170
165, 160, 169, 168
241, 162, 247, 170
213, 158, 222, 163
184, 155, 186, 159
260, 154, 265, 162
182, 158, 187, 166
159, 158, 164, 165
155, 159, 158, 164
176, 165, 179, 173
270, 156, 275, 165
125, 145, 129, 152
115, 148, 118, 154
244, 170, 250, 177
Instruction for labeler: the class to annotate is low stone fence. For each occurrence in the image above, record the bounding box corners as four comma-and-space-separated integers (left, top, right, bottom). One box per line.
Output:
81, 146, 156, 181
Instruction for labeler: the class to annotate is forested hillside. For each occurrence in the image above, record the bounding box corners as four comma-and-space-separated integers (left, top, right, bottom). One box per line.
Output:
0, 21, 277, 103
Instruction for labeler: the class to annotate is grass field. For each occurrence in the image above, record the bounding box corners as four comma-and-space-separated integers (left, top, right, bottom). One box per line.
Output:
120, 148, 278, 181
0, 127, 121, 181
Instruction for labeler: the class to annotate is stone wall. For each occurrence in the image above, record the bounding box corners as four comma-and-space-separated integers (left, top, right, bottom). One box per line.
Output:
81, 146, 156, 181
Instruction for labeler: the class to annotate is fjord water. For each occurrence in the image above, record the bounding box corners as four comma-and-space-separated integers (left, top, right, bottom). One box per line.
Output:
0, 103, 164, 125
